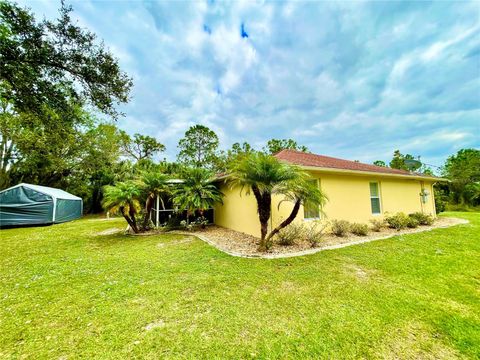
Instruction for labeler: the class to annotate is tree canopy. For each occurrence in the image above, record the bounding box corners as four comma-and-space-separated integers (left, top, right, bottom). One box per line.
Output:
442, 148, 480, 205
0, 1, 132, 121
120, 132, 165, 162
389, 150, 415, 171
263, 138, 308, 155
177, 125, 219, 169
373, 160, 386, 167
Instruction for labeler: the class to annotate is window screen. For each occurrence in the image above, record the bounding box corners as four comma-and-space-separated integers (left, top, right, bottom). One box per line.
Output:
370, 182, 381, 214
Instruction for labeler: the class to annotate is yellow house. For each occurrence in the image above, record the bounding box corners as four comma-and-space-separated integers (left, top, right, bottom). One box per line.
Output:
214, 149, 442, 238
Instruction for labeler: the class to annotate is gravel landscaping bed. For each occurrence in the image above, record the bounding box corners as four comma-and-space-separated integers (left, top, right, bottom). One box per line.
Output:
182, 217, 468, 258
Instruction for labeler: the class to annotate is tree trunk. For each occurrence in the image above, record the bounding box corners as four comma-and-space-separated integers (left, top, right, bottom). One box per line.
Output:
252, 185, 272, 252
127, 203, 139, 233
265, 199, 301, 242
199, 209, 205, 228
120, 206, 138, 233
143, 195, 154, 229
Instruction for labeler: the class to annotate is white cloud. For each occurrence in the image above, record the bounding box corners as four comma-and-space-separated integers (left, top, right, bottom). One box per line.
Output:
18, 0, 480, 166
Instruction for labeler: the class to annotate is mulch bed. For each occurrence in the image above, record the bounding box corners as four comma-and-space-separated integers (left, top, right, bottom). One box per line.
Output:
182, 217, 468, 258
112, 217, 468, 258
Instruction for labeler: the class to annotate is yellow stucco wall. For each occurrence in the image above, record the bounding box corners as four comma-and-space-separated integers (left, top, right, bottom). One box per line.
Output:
214, 171, 437, 238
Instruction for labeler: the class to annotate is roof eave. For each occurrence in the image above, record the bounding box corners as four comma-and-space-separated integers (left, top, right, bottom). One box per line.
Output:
214, 168, 446, 182
296, 165, 447, 181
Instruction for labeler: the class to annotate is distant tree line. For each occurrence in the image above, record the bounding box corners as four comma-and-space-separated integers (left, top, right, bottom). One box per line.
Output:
1, 1, 477, 216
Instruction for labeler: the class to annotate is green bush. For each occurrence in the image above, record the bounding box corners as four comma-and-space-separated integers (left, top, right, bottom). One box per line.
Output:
303, 222, 326, 248
276, 223, 303, 246
406, 217, 419, 228
194, 216, 209, 229
369, 219, 385, 232
409, 212, 434, 226
330, 219, 351, 237
385, 212, 409, 230
434, 188, 447, 213
180, 220, 193, 231
350, 223, 369, 236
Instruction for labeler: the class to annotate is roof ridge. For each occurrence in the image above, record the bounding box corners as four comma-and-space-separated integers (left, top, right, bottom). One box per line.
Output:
273, 149, 443, 179
275, 149, 410, 173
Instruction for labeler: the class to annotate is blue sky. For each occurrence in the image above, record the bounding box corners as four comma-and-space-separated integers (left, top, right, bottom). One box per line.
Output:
22, 0, 479, 167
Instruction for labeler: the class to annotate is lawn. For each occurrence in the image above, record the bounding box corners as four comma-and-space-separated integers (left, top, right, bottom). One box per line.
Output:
0, 212, 479, 359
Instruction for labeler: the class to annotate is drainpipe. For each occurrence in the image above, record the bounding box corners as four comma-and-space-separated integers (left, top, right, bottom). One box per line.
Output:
420, 181, 425, 214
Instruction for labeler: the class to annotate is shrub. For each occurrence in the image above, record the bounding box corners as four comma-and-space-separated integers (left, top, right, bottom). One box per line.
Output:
194, 216, 209, 229
303, 221, 326, 248
350, 223, 369, 236
180, 220, 193, 231
276, 223, 303, 246
369, 219, 385, 232
434, 188, 447, 213
409, 212, 434, 226
330, 219, 351, 237
406, 217, 419, 228
385, 212, 409, 230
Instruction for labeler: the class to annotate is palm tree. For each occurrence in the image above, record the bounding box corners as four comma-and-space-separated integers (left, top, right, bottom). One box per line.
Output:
102, 181, 142, 233
173, 168, 223, 224
265, 174, 327, 243
228, 152, 327, 251
140, 171, 170, 229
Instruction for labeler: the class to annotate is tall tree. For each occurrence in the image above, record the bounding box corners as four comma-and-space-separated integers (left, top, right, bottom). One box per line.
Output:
215, 142, 255, 173
0, 97, 20, 188
263, 139, 308, 155
1, 102, 92, 189
389, 150, 415, 170
228, 142, 254, 158
0, 97, 130, 212
373, 160, 386, 167
0, 1, 132, 121
177, 125, 219, 169
120, 132, 165, 162
442, 148, 480, 205
80, 123, 126, 212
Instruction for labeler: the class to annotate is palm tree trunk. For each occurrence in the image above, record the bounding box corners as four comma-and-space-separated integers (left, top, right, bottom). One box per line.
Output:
127, 202, 139, 233
252, 185, 272, 251
143, 195, 154, 229
265, 199, 301, 242
120, 206, 138, 233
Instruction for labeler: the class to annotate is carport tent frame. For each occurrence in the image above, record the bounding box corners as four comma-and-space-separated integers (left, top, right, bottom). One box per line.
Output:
0, 183, 82, 226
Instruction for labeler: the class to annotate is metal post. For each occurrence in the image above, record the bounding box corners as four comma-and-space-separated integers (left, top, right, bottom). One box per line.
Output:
156, 196, 160, 227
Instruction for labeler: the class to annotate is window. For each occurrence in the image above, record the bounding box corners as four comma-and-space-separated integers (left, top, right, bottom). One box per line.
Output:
304, 180, 320, 219
369, 182, 381, 214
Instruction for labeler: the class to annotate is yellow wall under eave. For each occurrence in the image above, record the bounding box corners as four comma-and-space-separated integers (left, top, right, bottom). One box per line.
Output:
214, 171, 437, 238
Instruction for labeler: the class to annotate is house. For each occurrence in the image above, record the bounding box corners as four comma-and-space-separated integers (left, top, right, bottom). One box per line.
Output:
214, 149, 442, 238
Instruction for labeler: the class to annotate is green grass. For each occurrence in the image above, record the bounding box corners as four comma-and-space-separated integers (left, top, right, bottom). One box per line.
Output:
1, 212, 479, 359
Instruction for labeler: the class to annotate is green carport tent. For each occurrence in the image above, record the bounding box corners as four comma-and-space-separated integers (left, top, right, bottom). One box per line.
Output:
0, 183, 82, 227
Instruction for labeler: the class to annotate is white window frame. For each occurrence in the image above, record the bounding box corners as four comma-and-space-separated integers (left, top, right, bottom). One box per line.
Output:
304, 179, 321, 220
369, 182, 382, 215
